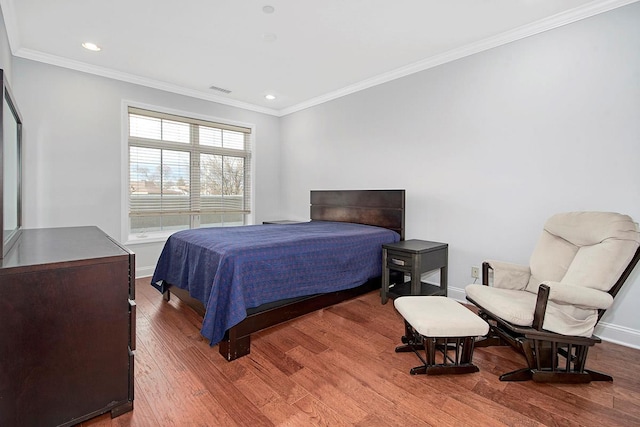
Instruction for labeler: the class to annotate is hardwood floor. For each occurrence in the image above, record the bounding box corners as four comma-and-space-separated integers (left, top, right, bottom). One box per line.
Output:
83, 278, 640, 426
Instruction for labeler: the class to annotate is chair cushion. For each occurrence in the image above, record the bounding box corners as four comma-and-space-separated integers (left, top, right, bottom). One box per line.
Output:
485, 260, 530, 290
466, 284, 536, 326
528, 212, 640, 292
394, 296, 489, 338
466, 284, 600, 336
527, 231, 577, 290
542, 281, 613, 310
560, 239, 640, 291
545, 211, 639, 246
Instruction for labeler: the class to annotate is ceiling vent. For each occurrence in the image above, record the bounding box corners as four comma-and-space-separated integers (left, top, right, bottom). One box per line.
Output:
209, 85, 232, 94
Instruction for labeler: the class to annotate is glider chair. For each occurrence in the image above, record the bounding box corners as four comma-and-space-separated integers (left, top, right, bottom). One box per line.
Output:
465, 212, 640, 383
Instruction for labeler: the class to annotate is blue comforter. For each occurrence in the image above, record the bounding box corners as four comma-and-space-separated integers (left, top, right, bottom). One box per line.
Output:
151, 221, 400, 345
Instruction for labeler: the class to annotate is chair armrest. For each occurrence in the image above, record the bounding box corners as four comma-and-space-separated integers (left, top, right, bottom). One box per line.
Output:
541, 281, 614, 310
483, 260, 531, 290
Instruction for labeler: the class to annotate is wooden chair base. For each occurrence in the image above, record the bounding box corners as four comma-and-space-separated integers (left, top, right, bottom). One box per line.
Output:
498, 367, 613, 383
408, 363, 479, 376
473, 309, 613, 383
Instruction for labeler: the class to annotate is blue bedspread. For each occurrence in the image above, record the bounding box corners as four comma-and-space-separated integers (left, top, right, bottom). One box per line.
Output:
151, 221, 400, 345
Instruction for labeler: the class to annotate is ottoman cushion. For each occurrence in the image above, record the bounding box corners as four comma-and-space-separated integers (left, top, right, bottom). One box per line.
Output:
395, 296, 489, 337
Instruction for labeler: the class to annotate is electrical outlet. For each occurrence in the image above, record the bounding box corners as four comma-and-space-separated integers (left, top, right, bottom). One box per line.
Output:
471, 266, 480, 279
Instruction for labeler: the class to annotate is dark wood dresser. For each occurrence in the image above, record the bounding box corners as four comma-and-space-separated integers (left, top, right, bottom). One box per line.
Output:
0, 227, 135, 426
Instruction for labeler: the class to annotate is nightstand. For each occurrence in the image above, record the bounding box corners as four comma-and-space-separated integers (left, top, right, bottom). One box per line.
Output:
381, 239, 448, 304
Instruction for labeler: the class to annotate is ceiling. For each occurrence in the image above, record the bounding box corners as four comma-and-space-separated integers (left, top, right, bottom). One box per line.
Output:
1, 0, 635, 116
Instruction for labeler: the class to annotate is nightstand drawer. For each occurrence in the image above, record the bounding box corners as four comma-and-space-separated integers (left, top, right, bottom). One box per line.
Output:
387, 252, 413, 268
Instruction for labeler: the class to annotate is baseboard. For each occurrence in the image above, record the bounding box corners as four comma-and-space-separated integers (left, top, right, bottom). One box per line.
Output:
447, 285, 640, 350
595, 322, 640, 350
136, 266, 155, 279
448, 285, 467, 302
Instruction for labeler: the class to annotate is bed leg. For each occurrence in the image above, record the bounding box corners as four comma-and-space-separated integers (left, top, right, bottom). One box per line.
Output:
219, 330, 251, 361
163, 290, 170, 301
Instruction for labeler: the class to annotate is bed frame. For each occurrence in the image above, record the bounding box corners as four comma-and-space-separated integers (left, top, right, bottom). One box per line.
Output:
162, 189, 405, 361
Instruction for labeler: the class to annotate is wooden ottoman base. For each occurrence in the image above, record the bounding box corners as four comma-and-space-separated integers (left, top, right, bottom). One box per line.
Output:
395, 324, 480, 375
394, 296, 489, 375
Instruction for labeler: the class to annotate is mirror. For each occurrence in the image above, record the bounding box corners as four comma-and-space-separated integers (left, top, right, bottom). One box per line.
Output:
1, 69, 22, 258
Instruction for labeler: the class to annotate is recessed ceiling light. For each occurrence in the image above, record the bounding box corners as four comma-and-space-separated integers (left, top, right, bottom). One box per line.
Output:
82, 42, 101, 52
265, 94, 276, 100
261, 33, 277, 42
262, 5, 275, 14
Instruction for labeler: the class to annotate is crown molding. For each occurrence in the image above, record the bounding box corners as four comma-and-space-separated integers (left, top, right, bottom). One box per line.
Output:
3, 0, 638, 117
12, 48, 281, 116
279, 0, 640, 116
1, 0, 277, 114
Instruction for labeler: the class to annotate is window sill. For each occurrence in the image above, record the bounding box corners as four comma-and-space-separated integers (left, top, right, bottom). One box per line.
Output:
125, 231, 175, 246
124, 221, 254, 246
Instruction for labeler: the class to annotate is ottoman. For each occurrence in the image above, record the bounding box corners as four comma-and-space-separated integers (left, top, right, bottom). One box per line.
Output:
394, 296, 489, 375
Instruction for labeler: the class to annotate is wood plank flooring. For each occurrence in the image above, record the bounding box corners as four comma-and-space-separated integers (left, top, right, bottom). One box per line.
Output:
83, 278, 640, 426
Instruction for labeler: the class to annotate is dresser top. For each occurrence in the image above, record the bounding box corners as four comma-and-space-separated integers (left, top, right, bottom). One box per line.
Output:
0, 226, 130, 272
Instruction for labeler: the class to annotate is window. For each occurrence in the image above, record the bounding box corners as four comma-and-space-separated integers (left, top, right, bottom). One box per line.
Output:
127, 107, 252, 240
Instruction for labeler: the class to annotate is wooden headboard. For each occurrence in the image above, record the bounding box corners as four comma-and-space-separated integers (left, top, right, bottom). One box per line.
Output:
310, 189, 405, 240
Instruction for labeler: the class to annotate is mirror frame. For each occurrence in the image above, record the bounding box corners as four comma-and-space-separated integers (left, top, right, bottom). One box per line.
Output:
1, 69, 23, 258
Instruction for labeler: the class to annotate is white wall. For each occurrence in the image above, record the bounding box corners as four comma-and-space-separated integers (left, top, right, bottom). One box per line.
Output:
11, 59, 282, 276
280, 3, 640, 347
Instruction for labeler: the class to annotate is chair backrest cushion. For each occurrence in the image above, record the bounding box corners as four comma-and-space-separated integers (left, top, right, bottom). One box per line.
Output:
527, 212, 640, 293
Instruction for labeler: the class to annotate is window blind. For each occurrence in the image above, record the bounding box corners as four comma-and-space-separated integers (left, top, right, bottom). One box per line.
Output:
128, 107, 251, 237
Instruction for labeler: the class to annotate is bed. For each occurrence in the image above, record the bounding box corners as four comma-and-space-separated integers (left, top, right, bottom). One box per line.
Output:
151, 189, 405, 361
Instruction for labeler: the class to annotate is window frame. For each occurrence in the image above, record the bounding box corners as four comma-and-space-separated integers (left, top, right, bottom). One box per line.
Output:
121, 101, 255, 245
